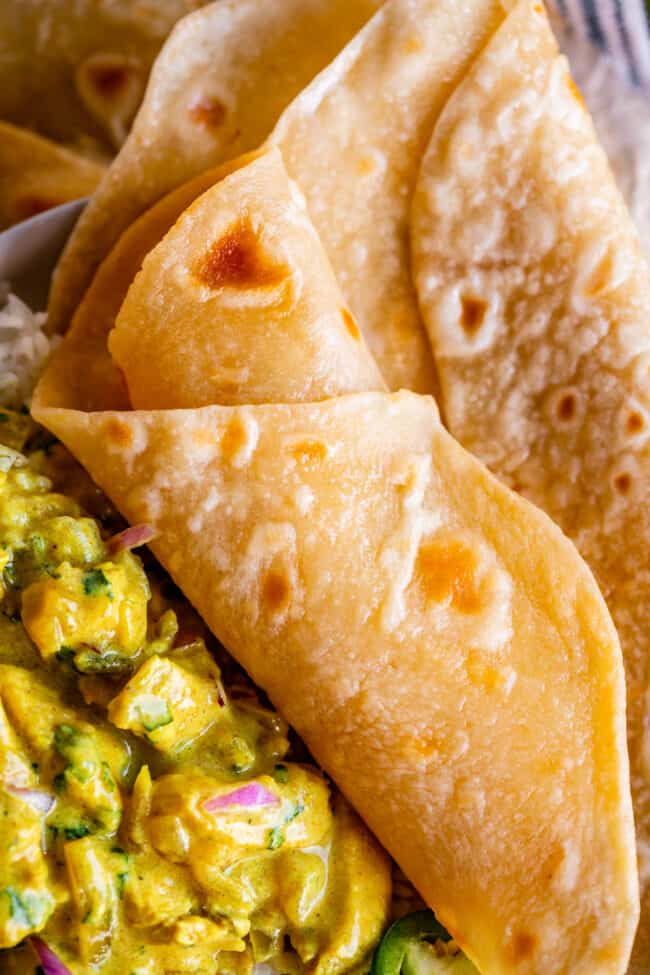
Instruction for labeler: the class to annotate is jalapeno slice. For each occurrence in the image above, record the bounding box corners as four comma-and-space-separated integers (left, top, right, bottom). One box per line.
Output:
371, 910, 478, 975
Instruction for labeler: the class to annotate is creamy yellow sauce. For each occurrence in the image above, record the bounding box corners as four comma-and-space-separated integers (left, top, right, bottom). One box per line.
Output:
0, 410, 391, 975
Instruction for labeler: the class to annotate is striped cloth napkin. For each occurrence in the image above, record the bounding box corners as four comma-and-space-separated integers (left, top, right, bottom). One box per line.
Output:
551, 0, 650, 86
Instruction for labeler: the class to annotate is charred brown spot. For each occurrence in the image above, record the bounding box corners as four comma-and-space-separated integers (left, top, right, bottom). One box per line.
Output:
14, 195, 60, 221
87, 63, 130, 98
613, 472, 632, 495
291, 440, 327, 465
221, 417, 247, 463
189, 96, 227, 129
416, 539, 482, 614
460, 296, 487, 336
105, 417, 133, 449
626, 410, 645, 435
556, 392, 577, 422
341, 308, 361, 340
262, 567, 291, 614
510, 932, 537, 963
196, 220, 288, 291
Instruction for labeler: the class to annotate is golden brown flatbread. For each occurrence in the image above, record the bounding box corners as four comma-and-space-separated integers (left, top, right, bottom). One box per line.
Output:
46, 0, 383, 333
0, 0, 198, 155
266, 0, 510, 392
33, 149, 639, 975
411, 2, 650, 968
0, 122, 104, 230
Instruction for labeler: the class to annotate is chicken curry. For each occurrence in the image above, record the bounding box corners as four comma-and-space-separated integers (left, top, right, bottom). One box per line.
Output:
0, 409, 392, 975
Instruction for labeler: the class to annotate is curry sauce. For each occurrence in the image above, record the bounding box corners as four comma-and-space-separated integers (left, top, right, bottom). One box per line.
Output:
0, 410, 391, 975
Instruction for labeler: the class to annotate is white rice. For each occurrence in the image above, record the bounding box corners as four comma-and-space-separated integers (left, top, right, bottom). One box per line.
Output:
0, 287, 58, 409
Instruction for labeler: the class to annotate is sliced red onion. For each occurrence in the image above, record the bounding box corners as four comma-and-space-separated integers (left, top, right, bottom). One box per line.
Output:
8, 786, 54, 814
107, 523, 158, 554
29, 937, 73, 975
202, 782, 279, 813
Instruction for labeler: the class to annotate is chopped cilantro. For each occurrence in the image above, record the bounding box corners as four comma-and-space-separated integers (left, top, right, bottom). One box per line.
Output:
287, 801, 305, 823
53, 724, 82, 753
63, 823, 91, 840
267, 800, 305, 850
28, 533, 46, 557
267, 826, 284, 850
82, 568, 113, 598
56, 645, 76, 663
101, 761, 116, 791
273, 763, 289, 784
53, 773, 66, 794
116, 871, 129, 897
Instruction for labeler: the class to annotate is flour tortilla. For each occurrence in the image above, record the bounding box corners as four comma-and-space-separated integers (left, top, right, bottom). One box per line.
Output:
0, 0, 197, 156
46, 0, 382, 334
108, 151, 384, 408
33, 150, 638, 975
36, 152, 267, 414
0, 122, 105, 231
411, 1, 650, 968
266, 0, 510, 392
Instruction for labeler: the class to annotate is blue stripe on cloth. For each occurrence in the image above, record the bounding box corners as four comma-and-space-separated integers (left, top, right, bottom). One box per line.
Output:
613, 0, 640, 85
580, 0, 606, 47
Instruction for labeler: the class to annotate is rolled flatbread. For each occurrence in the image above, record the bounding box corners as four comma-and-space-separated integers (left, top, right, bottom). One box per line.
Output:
46, 0, 383, 334
33, 149, 638, 975
411, 2, 650, 968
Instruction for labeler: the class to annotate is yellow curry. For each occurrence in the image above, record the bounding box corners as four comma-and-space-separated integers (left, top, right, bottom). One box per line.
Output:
0, 409, 391, 975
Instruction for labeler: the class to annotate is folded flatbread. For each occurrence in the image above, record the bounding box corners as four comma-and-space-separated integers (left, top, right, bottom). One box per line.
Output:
0, 0, 197, 156
0, 122, 105, 230
410, 2, 650, 969
46, 0, 383, 334
33, 149, 638, 975
48, 0, 515, 393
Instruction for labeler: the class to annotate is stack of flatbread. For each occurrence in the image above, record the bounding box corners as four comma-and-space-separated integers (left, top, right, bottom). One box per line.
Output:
24, 0, 650, 971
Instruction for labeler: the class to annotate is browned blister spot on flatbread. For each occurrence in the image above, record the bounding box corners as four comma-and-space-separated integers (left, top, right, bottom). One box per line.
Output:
196, 220, 288, 290
341, 308, 361, 340
556, 391, 577, 423
189, 96, 227, 130
416, 538, 483, 614
87, 61, 132, 99
613, 472, 632, 496
625, 410, 645, 436
509, 931, 537, 964
460, 296, 487, 336
105, 417, 133, 449
262, 565, 291, 616
221, 416, 248, 464
291, 440, 328, 465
